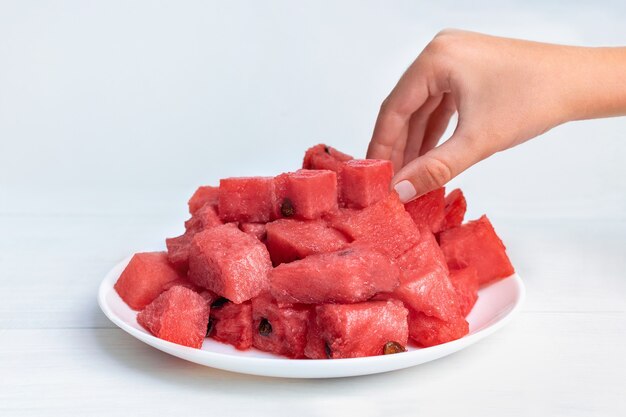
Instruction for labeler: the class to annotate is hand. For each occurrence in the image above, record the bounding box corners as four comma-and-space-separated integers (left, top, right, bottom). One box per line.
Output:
367, 29, 626, 202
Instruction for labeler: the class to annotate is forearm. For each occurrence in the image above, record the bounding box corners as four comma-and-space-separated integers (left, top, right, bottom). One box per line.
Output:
557, 46, 626, 122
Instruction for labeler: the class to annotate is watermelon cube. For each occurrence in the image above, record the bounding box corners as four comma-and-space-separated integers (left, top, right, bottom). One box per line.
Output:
239, 222, 267, 241
184, 204, 222, 233
207, 300, 253, 350
188, 185, 219, 214
273, 169, 338, 220
114, 252, 183, 310
449, 267, 479, 317
329, 192, 421, 258
302, 143, 353, 172
439, 215, 515, 286
404, 187, 446, 234
442, 188, 467, 231
270, 245, 400, 304
166, 204, 223, 271
339, 159, 393, 209
265, 218, 349, 265
188, 224, 272, 303
304, 300, 409, 359
408, 310, 469, 347
218, 176, 274, 223
380, 230, 460, 321
137, 286, 210, 349
251, 293, 311, 358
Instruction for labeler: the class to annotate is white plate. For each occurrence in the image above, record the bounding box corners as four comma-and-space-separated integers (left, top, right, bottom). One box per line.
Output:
98, 254, 525, 379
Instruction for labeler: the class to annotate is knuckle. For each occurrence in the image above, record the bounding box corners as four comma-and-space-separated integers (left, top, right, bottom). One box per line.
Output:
422, 157, 453, 188
427, 29, 464, 58
379, 96, 392, 113
434, 28, 459, 38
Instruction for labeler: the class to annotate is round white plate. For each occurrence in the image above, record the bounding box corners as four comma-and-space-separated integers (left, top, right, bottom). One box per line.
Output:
98, 254, 525, 379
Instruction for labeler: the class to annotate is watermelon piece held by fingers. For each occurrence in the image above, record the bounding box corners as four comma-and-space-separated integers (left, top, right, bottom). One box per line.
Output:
137, 286, 210, 349
439, 215, 515, 286
114, 252, 183, 310
339, 159, 393, 209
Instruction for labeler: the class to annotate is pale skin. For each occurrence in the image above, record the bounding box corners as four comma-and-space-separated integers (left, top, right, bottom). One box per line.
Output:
367, 29, 626, 202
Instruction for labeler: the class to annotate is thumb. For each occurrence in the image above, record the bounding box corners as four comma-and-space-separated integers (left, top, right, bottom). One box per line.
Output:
391, 133, 486, 202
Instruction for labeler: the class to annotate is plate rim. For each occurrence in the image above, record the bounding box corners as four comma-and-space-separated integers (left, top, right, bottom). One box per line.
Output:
98, 253, 525, 378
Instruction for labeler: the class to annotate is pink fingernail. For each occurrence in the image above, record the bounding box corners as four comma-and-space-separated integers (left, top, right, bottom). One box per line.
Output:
393, 180, 416, 203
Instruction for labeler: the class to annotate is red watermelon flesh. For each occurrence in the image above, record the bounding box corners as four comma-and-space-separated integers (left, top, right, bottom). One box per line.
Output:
239, 222, 267, 241
304, 300, 409, 359
114, 252, 183, 310
380, 230, 460, 321
302, 143, 353, 172
137, 285, 210, 349
251, 292, 311, 358
208, 300, 253, 350
265, 218, 349, 265
184, 204, 222, 233
408, 310, 469, 347
273, 169, 338, 220
449, 267, 479, 317
396, 226, 448, 273
199, 290, 220, 306
442, 188, 467, 231
166, 204, 223, 271
439, 215, 515, 286
188, 224, 272, 303
165, 235, 192, 272
188, 186, 219, 215
329, 192, 421, 258
218, 176, 274, 223
270, 245, 400, 304
404, 187, 446, 234
339, 159, 393, 209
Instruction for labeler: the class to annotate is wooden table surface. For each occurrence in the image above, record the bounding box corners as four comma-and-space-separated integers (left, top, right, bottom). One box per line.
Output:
1, 1, 625, 416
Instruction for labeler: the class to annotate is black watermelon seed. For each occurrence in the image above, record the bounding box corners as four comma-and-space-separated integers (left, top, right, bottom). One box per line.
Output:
324, 146, 330, 154
258, 318, 272, 336
211, 297, 229, 309
206, 318, 214, 337
383, 341, 406, 355
324, 342, 332, 359
280, 199, 295, 217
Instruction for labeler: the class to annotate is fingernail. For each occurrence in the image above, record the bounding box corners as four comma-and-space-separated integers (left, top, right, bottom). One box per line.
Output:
393, 180, 416, 203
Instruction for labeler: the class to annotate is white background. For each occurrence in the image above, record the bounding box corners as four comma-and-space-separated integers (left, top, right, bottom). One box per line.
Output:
1, 1, 625, 416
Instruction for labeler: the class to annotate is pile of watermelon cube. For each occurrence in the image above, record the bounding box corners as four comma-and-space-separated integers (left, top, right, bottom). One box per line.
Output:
114, 144, 515, 359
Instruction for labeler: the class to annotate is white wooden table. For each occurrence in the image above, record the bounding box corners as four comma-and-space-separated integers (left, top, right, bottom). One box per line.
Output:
1, 1, 625, 416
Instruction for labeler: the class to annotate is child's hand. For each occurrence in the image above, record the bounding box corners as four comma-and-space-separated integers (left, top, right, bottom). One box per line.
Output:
367, 29, 626, 202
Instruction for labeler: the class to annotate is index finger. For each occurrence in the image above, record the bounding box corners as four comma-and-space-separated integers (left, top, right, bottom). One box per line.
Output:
367, 55, 433, 160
